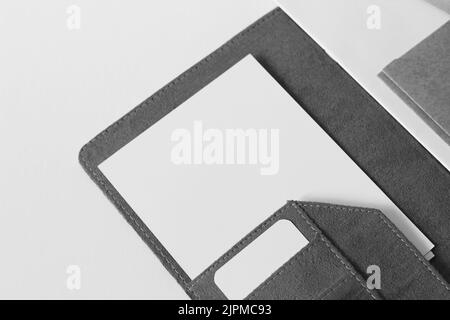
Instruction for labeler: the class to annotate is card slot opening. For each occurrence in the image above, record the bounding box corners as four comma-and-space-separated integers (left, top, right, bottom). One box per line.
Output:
213, 219, 309, 300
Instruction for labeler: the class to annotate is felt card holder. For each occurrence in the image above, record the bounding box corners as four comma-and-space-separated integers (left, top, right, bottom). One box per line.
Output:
189, 201, 448, 300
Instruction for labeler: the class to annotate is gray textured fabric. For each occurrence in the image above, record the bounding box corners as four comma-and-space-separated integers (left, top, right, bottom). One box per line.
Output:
381, 21, 450, 145
190, 202, 449, 299
79, 8, 450, 299
298, 202, 450, 300
247, 237, 374, 300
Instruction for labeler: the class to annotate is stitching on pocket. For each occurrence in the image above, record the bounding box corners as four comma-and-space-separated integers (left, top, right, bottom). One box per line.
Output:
78, 159, 200, 299
318, 276, 350, 300
298, 203, 450, 292
290, 202, 378, 300
246, 240, 316, 300
230, 202, 377, 300
78, 8, 282, 300
78, 158, 199, 298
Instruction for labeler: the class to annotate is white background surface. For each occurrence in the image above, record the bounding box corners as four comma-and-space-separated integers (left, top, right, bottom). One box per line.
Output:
0, 0, 276, 299
0, 0, 447, 299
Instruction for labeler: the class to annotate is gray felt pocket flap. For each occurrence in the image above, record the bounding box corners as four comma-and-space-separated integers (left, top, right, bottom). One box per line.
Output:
188, 201, 380, 300
296, 202, 450, 300
189, 201, 449, 300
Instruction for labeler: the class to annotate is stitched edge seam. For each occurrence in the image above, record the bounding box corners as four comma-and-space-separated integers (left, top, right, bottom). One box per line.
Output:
78, 158, 200, 299
291, 202, 377, 300
79, 8, 281, 155
299, 203, 450, 292
319, 277, 350, 300
199, 202, 377, 300
246, 202, 376, 300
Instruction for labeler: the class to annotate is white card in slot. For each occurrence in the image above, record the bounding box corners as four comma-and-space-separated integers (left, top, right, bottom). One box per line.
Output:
100, 55, 434, 279
214, 219, 309, 300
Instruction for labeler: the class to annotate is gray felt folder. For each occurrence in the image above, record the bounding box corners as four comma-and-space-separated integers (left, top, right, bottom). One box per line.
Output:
79, 8, 450, 299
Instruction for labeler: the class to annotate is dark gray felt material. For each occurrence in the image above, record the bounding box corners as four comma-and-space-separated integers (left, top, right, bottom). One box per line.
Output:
381, 21, 450, 145
247, 237, 373, 300
79, 8, 450, 299
297, 202, 450, 300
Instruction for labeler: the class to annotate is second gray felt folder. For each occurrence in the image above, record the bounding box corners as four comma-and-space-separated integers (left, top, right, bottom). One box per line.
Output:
381, 21, 450, 145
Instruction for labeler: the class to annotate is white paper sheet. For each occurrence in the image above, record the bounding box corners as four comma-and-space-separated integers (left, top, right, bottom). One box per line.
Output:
100, 55, 434, 279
